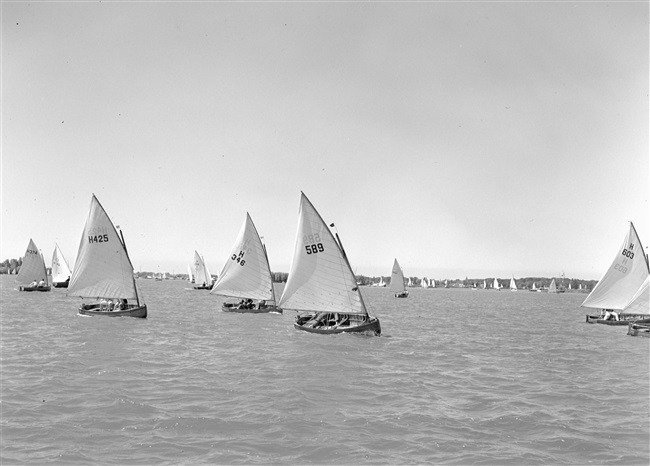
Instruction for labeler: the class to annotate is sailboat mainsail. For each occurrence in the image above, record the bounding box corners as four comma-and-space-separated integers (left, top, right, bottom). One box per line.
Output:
548, 278, 557, 293
623, 275, 649, 315
509, 276, 517, 291
582, 222, 650, 310
279, 193, 380, 335
68, 195, 146, 317
187, 264, 194, 283
16, 239, 50, 291
193, 251, 213, 289
421, 277, 429, 288
211, 213, 280, 312
51, 243, 72, 288
493, 277, 500, 290
389, 258, 408, 298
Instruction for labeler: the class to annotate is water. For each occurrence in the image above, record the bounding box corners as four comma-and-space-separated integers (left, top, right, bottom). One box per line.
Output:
1, 275, 648, 464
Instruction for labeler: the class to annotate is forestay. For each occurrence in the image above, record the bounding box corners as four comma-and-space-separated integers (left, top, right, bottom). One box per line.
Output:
16, 239, 48, 285
68, 195, 137, 299
279, 193, 367, 315
582, 222, 650, 310
211, 213, 275, 301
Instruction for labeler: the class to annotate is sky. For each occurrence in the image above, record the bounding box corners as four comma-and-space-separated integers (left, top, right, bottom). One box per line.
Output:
1, 1, 648, 281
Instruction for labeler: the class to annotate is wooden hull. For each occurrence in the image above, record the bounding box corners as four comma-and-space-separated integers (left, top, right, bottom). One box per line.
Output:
294, 313, 381, 336
78, 303, 147, 318
52, 281, 69, 288
19, 285, 51, 292
221, 303, 282, 314
585, 314, 649, 325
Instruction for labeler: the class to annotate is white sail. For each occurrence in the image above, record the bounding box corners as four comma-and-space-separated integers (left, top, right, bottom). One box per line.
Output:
389, 259, 406, 293
16, 239, 48, 285
51, 244, 72, 284
279, 193, 367, 315
623, 275, 650, 315
510, 276, 517, 291
421, 277, 429, 288
68, 195, 138, 299
582, 222, 650, 310
187, 264, 194, 282
407, 277, 413, 287
193, 252, 211, 287
483, 280, 487, 289
549, 278, 557, 293
493, 277, 500, 289
431, 278, 436, 288
211, 213, 275, 302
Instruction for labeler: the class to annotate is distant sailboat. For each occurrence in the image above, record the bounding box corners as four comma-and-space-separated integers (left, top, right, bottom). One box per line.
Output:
193, 251, 213, 289
430, 278, 436, 288
407, 277, 413, 287
548, 278, 558, 293
389, 258, 408, 298
509, 276, 517, 292
493, 277, 500, 290
421, 277, 429, 288
483, 280, 487, 289
583, 222, 649, 323
16, 239, 50, 292
187, 264, 194, 283
211, 213, 280, 313
68, 195, 147, 318
280, 193, 381, 335
51, 243, 72, 288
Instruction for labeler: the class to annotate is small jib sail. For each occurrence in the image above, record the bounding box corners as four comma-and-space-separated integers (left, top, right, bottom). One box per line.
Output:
279, 193, 380, 335
582, 222, 650, 311
51, 243, 72, 287
193, 251, 213, 289
16, 239, 50, 291
68, 195, 146, 317
623, 275, 649, 315
389, 258, 408, 297
211, 213, 279, 313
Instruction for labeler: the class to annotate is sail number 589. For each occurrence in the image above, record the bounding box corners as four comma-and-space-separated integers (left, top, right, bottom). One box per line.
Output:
303, 234, 324, 255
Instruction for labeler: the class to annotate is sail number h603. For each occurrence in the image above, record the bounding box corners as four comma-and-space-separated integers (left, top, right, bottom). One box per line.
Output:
303, 234, 324, 255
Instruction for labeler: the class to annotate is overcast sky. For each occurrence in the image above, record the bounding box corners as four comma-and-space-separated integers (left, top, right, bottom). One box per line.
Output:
2, 1, 648, 280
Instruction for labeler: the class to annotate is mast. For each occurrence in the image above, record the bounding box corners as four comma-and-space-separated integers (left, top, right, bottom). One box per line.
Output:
335, 231, 369, 317
119, 230, 141, 306
261, 241, 277, 304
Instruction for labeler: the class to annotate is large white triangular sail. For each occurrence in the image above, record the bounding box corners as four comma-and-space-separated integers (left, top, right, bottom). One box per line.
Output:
51, 243, 72, 284
278, 193, 367, 316
389, 259, 406, 293
68, 195, 138, 299
493, 277, 500, 289
582, 222, 650, 310
16, 239, 48, 285
510, 276, 517, 291
211, 213, 276, 302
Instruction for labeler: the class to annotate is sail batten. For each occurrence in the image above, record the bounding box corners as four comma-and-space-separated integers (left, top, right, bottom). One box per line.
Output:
581, 222, 650, 310
68, 195, 138, 299
279, 193, 367, 315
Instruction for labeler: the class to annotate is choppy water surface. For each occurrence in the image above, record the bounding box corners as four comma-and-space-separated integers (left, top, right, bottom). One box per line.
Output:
1, 275, 648, 464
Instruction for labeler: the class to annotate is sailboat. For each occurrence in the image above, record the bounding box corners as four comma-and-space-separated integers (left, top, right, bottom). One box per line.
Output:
193, 251, 213, 289
68, 195, 147, 318
625, 276, 650, 336
375, 277, 386, 287
16, 239, 50, 291
279, 193, 381, 335
211, 213, 281, 313
51, 244, 72, 288
421, 277, 429, 288
493, 277, 500, 290
583, 222, 649, 324
548, 278, 558, 293
509, 276, 518, 292
530, 282, 537, 292
389, 258, 408, 298
407, 277, 413, 287
187, 264, 195, 283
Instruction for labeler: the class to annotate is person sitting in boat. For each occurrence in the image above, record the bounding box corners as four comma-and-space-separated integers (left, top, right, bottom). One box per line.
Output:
602, 309, 619, 321
38, 279, 46, 287
114, 300, 123, 311
30, 280, 38, 287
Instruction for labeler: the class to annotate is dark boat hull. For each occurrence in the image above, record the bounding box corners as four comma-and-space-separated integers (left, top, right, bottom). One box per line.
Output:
19, 285, 51, 292
585, 314, 649, 325
193, 285, 211, 290
394, 291, 409, 298
628, 319, 650, 337
78, 303, 147, 318
294, 314, 381, 336
52, 281, 69, 288
222, 303, 282, 314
